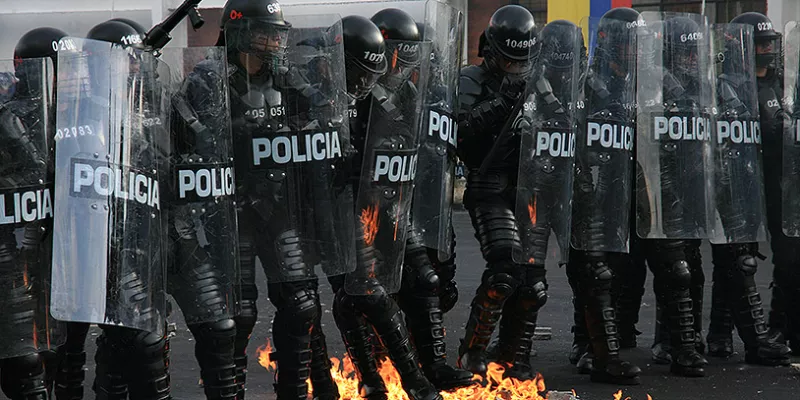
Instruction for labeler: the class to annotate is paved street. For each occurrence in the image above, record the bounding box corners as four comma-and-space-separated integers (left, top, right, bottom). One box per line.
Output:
6, 211, 798, 400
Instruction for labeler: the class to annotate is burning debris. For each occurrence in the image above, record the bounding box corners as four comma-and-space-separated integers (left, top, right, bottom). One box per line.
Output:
255, 339, 653, 400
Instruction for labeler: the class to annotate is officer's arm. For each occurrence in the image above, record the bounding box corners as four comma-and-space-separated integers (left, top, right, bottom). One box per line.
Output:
717, 75, 750, 118
173, 61, 228, 157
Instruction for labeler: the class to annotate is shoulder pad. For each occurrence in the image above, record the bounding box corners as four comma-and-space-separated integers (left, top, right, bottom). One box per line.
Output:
459, 67, 486, 98
371, 85, 390, 104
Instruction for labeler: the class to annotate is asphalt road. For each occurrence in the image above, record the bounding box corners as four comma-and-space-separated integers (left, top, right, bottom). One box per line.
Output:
5, 210, 798, 400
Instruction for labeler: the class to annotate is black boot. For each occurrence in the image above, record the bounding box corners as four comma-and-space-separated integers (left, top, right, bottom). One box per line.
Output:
664, 261, 708, 377
406, 295, 473, 391
93, 332, 128, 400
0, 353, 49, 400
651, 300, 672, 365
457, 272, 509, 376
333, 290, 387, 400
687, 241, 706, 355
55, 322, 90, 399
706, 276, 734, 358
233, 300, 257, 400
188, 321, 238, 400
309, 324, 340, 400
728, 253, 791, 366
582, 259, 641, 385
370, 310, 442, 400
271, 324, 313, 400
567, 260, 589, 364
611, 253, 645, 349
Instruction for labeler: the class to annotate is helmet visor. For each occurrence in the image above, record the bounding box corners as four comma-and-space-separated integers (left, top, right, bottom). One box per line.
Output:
346, 57, 382, 100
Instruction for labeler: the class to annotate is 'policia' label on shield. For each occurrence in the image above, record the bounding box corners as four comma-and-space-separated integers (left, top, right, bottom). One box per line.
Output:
175, 163, 235, 203
533, 128, 575, 158
426, 109, 457, 149
69, 158, 160, 210
586, 118, 634, 151
650, 112, 712, 141
715, 118, 761, 145
0, 185, 53, 226
371, 149, 418, 183
251, 130, 343, 168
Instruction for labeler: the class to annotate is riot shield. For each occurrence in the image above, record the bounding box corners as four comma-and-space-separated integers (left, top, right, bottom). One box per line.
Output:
159, 46, 241, 324
571, 16, 638, 254
512, 22, 581, 265
709, 24, 767, 244
411, 0, 464, 261
0, 58, 64, 358
346, 38, 432, 295
225, 15, 355, 282
635, 12, 714, 240
783, 22, 800, 237
50, 38, 170, 335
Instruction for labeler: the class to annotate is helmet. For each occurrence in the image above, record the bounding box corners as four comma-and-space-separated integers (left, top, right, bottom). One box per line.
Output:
664, 16, 704, 78
87, 20, 145, 49
540, 20, 580, 71
220, 0, 291, 66
109, 18, 148, 37
594, 7, 643, 72
371, 8, 421, 90
13, 27, 68, 96
731, 12, 780, 70
479, 5, 537, 76
343, 15, 387, 100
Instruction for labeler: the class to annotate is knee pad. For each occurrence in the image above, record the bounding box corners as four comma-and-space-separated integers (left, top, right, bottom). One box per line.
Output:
518, 267, 548, 307
469, 204, 521, 262
269, 281, 320, 334
482, 267, 519, 302
190, 319, 236, 349
403, 235, 440, 293
438, 280, 459, 313
736, 255, 758, 277
669, 260, 692, 288
235, 299, 258, 334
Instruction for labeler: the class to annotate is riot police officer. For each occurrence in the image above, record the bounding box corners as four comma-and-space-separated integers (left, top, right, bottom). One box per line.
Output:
730, 11, 800, 356
456, 5, 546, 380
219, 1, 343, 398
331, 10, 444, 400
0, 26, 67, 400
568, 8, 643, 385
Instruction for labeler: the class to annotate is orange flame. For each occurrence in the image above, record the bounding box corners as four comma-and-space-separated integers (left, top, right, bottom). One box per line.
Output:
360, 204, 380, 246
527, 196, 537, 226
256, 343, 653, 400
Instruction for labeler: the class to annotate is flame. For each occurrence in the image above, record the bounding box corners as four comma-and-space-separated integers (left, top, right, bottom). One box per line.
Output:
256, 342, 653, 400
527, 196, 537, 226
360, 204, 380, 246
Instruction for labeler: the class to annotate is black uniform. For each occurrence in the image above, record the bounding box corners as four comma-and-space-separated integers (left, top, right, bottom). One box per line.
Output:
329, 11, 443, 400
456, 5, 548, 381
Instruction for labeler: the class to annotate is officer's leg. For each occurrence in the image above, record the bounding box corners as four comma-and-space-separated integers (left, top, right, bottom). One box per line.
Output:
577, 252, 641, 385
233, 221, 258, 400
333, 289, 387, 400
398, 233, 472, 390
649, 258, 672, 365
93, 329, 130, 399
457, 172, 520, 376
309, 301, 339, 400
720, 244, 791, 365
646, 239, 708, 377
768, 234, 800, 353
0, 353, 48, 399
708, 245, 735, 357
356, 287, 442, 400
611, 249, 647, 350
495, 265, 546, 381
54, 322, 90, 399
686, 240, 705, 355
566, 252, 589, 367
433, 232, 459, 315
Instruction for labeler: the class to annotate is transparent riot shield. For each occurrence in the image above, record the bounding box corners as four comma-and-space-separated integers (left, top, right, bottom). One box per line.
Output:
783, 22, 800, 237
225, 15, 355, 282
346, 39, 432, 295
159, 46, 241, 324
50, 38, 170, 335
0, 58, 65, 358
635, 12, 715, 240
709, 24, 767, 244
571, 16, 638, 254
411, 0, 464, 261
512, 22, 581, 265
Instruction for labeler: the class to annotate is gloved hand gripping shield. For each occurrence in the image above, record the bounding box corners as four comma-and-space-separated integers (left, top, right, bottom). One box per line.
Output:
411, 0, 465, 261
226, 14, 356, 281
0, 57, 65, 358
635, 12, 715, 240
571, 16, 639, 253
50, 38, 170, 335
345, 38, 433, 295
159, 46, 242, 324
512, 21, 580, 264
709, 23, 767, 244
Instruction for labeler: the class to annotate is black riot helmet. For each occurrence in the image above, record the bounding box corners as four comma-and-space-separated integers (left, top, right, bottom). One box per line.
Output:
109, 18, 148, 37
220, 0, 292, 68
540, 20, 579, 72
664, 16, 704, 80
731, 12, 781, 70
87, 20, 145, 50
13, 27, 69, 97
594, 7, 643, 73
371, 8, 421, 91
478, 5, 538, 76
343, 15, 387, 100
